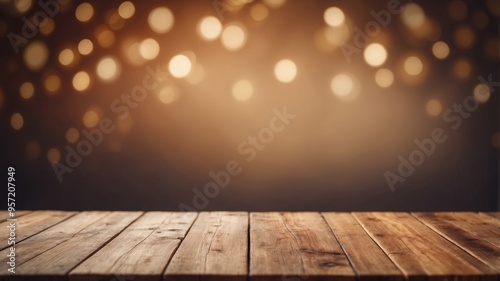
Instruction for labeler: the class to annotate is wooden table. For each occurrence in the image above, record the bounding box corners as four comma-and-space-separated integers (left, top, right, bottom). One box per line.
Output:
0, 211, 499, 281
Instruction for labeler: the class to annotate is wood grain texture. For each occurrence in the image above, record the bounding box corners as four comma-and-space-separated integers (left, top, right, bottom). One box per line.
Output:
353, 212, 498, 281
1, 211, 142, 281
413, 212, 500, 272
0, 211, 76, 250
70, 212, 197, 281
481, 212, 500, 220
0, 211, 31, 222
250, 212, 355, 281
322, 212, 404, 281
164, 212, 248, 281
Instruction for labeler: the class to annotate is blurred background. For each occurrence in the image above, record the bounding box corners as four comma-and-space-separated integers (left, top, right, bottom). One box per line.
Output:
0, 0, 499, 211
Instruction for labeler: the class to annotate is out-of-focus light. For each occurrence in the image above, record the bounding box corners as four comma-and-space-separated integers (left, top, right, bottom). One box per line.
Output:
404, 56, 423, 76
47, 148, 61, 163
75, 3, 94, 22
486, 0, 500, 17
11, 113, 24, 130
452, 58, 471, 79
318, 25, 350, 50
169, 55, 192, 78
39, 18, 54, 35
20, 82, 34, 99
232, 79, 253, 101
432, 41, 450, 59
323, 7, 345, 27
454, 25, 476, 50
123, 39, 146, 66
66, 128, 80, 143
95, 26, 115, 48
139, 38, 160, 60
401, 3, 425, 30
83, 109, 100, 128
221, 24, 247, 51
274, 59, 297, 83
14, 0, 32, 13
263, 0, 286, 9
198, 16, 222, 41
448, 0, 468, 21
59, 48, 74, 66
78, 39, 93, 55
158, 85, 178, 104
44, 75, 61, 94
185, 63, 205, 84
473, 83, 491, 103
25, 141, 40, 160
363, 43, 387, 67
472, 11, 489, 29
107, 9, 125, 30
426, 99, 442, 117
96, 56, 120, 82
374, 69, 394, 88
23, 41, 48, 71
331, 74, 358, 101
484, 38, 500, 60
250, 3, 268, 21
492, 132, 500, 149
117, 115, 134, 133
148, 7, 174, 34
118, 1, 135, 19
73, 71, 90, 92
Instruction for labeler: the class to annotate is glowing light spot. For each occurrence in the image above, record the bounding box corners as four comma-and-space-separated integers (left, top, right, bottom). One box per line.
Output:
185, 63, 205, 84
20, 82, 34, 99
250, 3, 268, 21
59, 48, 74, 66
330, 74, 355, 99
83, 109, 99, 128
263, 0, 286, 9
118, 1, 135, 19
39, 18, 54, 35
473, 83, 491, 103
404, 56, 423, 76
107, 10, 125, 30
158, 86, 178, 104
473, 11, 489, 29
324, 7, 345, 27
14, 0, 32, 13
198, 16, 222, 41
432, 41, 450, 59
11, 113, 24, 130
47, 148, 61, 163
426, 99, 442, 117
363, 43, 387, 67
124, 39, 146, 66
232, 79, 253, 101
401, 3, 425, 30
78, 39, 93, 55
66, 128, 79, 143
168, 54, 192, 78
374, 69, 394, 88
274, 59, 297, 83
448, 0, 468, 21
322, 25, 350, 48
148, 7, 174, 34
95, 26, 115, 48
72, 71, 90, 92
44, 75, 61, 94
25, 141, 40, 160
454, 25, 476, 50
75, 3, 94, 22
23, 41, 48, 71
139, 38, 160, 60
221, 24, 247, 51
453, 59, 471, 79
96, 56, 120, 82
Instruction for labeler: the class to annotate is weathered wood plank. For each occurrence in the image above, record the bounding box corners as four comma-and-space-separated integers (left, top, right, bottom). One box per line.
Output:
0, 211, 142, 281
354, 212, 498, 281
322, 212, 404, 281
69, 212, 197, 281
481, 212, 500, 220
413, 212, 500, 272
250, 212, 355, 281
164, 212, 248, 281
0, 211, 31, 222
0, 211, 76, 250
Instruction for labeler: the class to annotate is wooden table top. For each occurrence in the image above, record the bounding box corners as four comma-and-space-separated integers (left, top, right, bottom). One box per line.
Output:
0, 211, 499, 281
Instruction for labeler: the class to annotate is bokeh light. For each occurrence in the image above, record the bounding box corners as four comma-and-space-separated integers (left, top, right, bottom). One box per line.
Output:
75, 3, 94, 22
250, 3, 269, 21
11, 113, 24, 130
232, 79, 254, 101
44, 75, 61, 94
454, 25, 476, 50
59, 48, 75, 66
148, 7, 174, 34
139, 38, 160, 60
473, 83, 491, 103
95, 26, 115, 48
96, 56, 121, 82
23, 41, 48, 71
72, 71, 91, 92
324, 7, 345, 27
47, 148, 61, 163
39, 18, 55, 35
363, 43, 388, 67
274, 59, 297, 83
83, 109, 100, 128
374, 69, 394, 88
330, 74, 358, 101
453, 58, 472, 79
432, 41, 450, 59
158, 85, 179, 104
78, 39, 93, 55
118, 1, 135, 19
169, 55, 192, 78
426, 99, 442, 117
20, 82, 34, 99
66, 128, 80, 143
221, 24, 247, 51
198, 16, 222, 41
263, 0, 286, 9
25, 141, 40, 160
448, 0, 468, 21
404, 56, 423, 76
401, 3, 426, 30
14, 0, 32, 13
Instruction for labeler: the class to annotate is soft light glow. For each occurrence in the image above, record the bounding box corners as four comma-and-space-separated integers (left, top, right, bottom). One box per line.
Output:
363, 43, 387, 67
20, 82, 34, 99
78, 39, 93, 55
401, 3, 425, 30
44, 75, 61, 94
448, 0, 468, 21
473, 83, 491, 103
83, 109, 99, 128
185, 63, 205, 84
453, 59, 471, 79
139, 38, 160, 60
66, 128, 80, 143
75, 3, 94, 22
324, 7, 345, 27
232, 79, 253, 101
426, 99, 442, 117
198, 16, 222, 41
330, 74, 354, 99
148, 7, 174, 34
59, 48, 74, 66
72, 71, 90, 92
118, 1, 135, 19
95, 26, 115, 48
23, 41, 48, 71
25, 141, 41, 160
47, 148, 61, 163
11, 113, 24, 130
263, 0, 286, 8
124, 40, 146, 66
432, 41, 450, 59
39, 18, 54, 35
158, 86, 178, 104
96, 56, 120, 82
274, 59, 297, 83
169, 55, 192, 78
404, 56, 423, 76
221, 24, 247, 51
374, 69, 394, 88
454, 25, 476, 49
14, 0, 32, 13
250, 3, 268, 21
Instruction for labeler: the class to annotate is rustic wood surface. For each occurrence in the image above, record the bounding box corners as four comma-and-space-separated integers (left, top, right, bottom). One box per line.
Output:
0, 211, 498, 281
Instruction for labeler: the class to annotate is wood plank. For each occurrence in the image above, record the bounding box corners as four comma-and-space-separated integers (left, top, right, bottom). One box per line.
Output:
165, 212, 248, 281
0, 211, 142, 281
322, 212, 404, 281
413, 212, 500, 272
250, 212, 355, 281
481, 212, 500, 220
70, 212, 197, 281
0, 211, 31, 222
0, 211, 76, 250
353, 212, 498, 281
